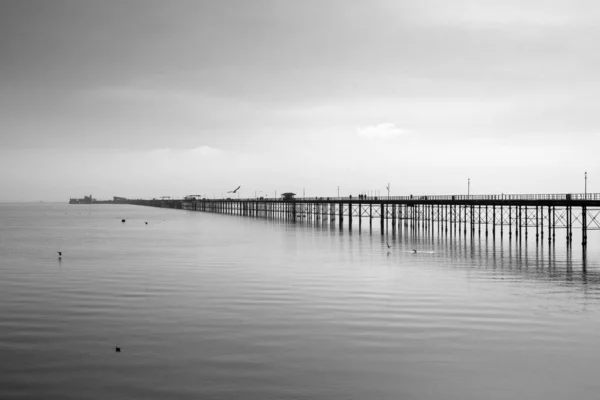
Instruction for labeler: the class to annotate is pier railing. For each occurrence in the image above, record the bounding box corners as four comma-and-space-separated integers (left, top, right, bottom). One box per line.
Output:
195, 193, 600, 202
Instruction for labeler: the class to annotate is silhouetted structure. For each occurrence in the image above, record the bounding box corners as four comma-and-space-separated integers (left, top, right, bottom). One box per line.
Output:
123, 192, 600, 249
69, 195, 94, 204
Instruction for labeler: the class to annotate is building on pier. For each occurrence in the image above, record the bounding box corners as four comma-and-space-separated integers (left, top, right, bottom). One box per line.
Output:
281, 192, 296, 201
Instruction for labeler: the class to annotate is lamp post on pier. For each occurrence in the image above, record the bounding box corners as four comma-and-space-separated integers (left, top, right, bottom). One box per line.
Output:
585, 171, 587, 199
468, 178, 470, 197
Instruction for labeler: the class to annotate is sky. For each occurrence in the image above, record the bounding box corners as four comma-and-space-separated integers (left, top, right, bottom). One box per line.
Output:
1, 0, 599, 201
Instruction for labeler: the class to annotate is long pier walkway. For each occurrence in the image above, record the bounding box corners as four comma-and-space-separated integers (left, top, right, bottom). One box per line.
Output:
129, 193, 600, 248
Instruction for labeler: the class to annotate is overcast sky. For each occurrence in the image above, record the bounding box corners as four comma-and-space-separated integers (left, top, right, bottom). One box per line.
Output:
1, 0, 599, 201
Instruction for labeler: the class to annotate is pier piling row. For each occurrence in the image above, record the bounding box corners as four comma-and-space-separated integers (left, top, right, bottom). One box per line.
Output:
130, 193, 600, 248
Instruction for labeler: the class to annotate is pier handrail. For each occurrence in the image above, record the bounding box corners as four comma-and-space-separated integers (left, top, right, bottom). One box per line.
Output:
183, 193, 600, 202
129, 192, 600, 202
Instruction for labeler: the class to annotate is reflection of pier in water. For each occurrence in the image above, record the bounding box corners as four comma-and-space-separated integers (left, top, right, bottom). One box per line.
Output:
176, 193, 600, 249
382, 220, 598, 285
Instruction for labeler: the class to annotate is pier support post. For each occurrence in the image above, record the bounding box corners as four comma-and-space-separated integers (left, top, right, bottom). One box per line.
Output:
516, 206, 520, 238
500, 206, 503, 237
540, 206, 544, 239
582, 206, 588, 247
552, 206, 556, 242
485, 205, 488, 236
548, 206, 552, 243
359, 204, 362, 231
509, 206, 512, 238
349, 203, 353, 229
524, 206, 527, 240
566, 206, 571, 244
535, 206, 539, 240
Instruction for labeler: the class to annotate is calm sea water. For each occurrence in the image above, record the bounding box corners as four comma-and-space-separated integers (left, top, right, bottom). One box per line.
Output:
1, 203, 600, 400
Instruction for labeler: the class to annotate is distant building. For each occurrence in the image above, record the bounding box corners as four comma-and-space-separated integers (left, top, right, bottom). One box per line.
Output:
68, 194, 94, 204
281, 192, 296, 201
113, 196, 127, 203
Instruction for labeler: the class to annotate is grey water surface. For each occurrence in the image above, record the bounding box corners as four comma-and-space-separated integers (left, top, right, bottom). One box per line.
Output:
1, 203, 600, 400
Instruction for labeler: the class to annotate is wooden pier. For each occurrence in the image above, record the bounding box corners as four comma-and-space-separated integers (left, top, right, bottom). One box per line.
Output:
128, 193, 600, 248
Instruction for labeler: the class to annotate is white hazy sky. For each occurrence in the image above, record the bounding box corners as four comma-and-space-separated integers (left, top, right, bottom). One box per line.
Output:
1, 0, 599, 201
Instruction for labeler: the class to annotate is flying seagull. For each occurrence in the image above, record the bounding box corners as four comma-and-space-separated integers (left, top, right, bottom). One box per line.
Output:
228, 185, 241, 194
387, 242, 391, 249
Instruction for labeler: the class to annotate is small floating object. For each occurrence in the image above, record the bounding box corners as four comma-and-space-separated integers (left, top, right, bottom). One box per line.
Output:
58, 251, 62, 259
115, 346, 121, 353
145, 222, 148, 225
121, 219, 126, 223
412, 249, 417, 253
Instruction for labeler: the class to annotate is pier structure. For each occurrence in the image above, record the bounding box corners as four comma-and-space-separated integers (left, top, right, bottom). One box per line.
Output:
130, 193, 600, 248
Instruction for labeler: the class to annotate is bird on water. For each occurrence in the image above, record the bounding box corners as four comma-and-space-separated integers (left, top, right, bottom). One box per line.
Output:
387, 242, 392, 249
115, 346, 121, 352
145, 222, 148, 225
121, 219, 126, 223
412, 249, 417, 253
58, 251, 62, 259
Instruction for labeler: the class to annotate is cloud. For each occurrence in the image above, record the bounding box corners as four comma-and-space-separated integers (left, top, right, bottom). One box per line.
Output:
356, 123, 409, 139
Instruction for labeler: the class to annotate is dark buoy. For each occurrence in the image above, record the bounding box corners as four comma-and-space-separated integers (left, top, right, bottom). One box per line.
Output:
115, 346, 121, 352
